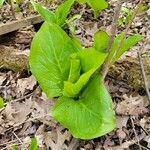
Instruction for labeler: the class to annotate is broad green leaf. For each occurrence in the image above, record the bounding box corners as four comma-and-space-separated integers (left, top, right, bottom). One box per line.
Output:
0, 0, 5, 8
94, 31, 109, 52
29, 22, 78, 98
78, 47, 107, 72
64, 68, 96, 97
55, 0, 75, 26
31, 1, 56, 23
30, 138, 38, 150
68, 57, 81, 83
52, 75, 116, 139
0, 97, 4, 108
77, 0, 86, 4
87, 0, 108, 17
71, 35, 83, 50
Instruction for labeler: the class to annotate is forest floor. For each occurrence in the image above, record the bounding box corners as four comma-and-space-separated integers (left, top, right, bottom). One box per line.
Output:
0, 0, 150, 149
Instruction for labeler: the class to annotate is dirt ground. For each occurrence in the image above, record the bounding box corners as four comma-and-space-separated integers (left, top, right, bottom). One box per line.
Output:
0, 0, 150, 149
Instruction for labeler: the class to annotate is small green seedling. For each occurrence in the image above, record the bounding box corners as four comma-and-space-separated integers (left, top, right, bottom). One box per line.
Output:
77, 0, 108, 17
29, 0, 143, 139
0, 0, 5, 8
29, 138, 38, 150
0, 97, 4, 108
66, 14, 82, 34
11, 144, 18, 150
118, 6, 133, 26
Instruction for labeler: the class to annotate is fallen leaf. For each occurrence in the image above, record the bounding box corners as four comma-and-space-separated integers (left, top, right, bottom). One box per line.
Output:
16, 75, 36, 96
116, 94, 149, 115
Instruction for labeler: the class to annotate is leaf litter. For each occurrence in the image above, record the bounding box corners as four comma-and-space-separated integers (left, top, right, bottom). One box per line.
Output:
0, 0, 150, 149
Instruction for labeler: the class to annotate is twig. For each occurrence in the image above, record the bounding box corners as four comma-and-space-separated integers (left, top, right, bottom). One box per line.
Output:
12, 131, 23, 145
0, 93, 34, 112
106, 0, 123, 52
0, 139, 21, 146
7, 92, 33, 104
102, 0, 144, 80
101, 0, 124, 79
110, 0, 144, 65
130, 117, 142, 150
138, 52, 150, 102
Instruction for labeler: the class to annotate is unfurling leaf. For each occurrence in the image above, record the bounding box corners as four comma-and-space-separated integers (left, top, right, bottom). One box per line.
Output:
94, 31, 109, 52
63, 68, 96, 97
64, 48, 107, 97
68, 57, 81, 83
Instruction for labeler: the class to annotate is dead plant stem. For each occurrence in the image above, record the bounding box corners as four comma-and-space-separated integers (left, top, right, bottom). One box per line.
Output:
102, 0, 143, 80
110, 0, 143, 65
101, 0, 124, 80
138, 52, 150, 102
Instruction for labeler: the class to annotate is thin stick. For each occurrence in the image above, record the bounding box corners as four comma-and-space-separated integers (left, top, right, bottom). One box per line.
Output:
102, 0, 143, 80
0, 139, 20, 146
138, 52, 150, 102
101, 0, 124, 80
106, 0, 123, 52
130, 117, 142, 150
110, 0, 143, 64
12, 131, 23, 145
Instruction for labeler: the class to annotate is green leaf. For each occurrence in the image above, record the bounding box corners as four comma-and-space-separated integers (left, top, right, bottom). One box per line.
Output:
0, 0, 5, 8
68, 57, 81, 83
108, 32, 143, 64
64, 48, 107, 97
0, 97, 4, 108
30, 138, 38, 150
77, 0, 86, 4
107, 33, 123, 62
71, 35, 83, 50
76, 0, 108, 16
113, 34, 144, 63
94, 31, 109, 52
87, 0, 108, 17
11, 144, 18, 150
31, 0, 56, 23
63, 68, 96, 97
55, 0, 75, 26
52, 75, 116, 139
78, 47, 107, 72
108, 33, 144, 64
29, 22, 78, 98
